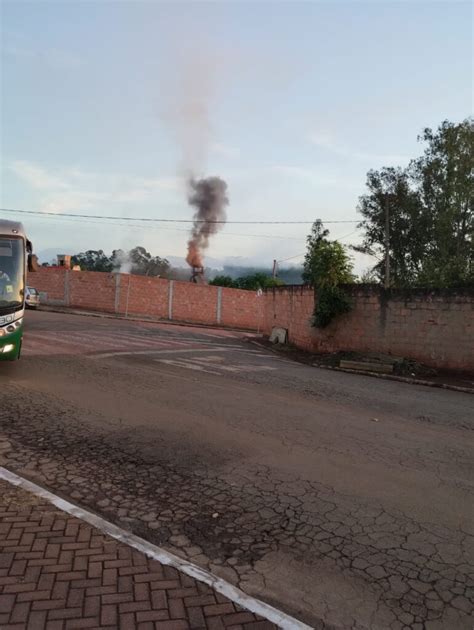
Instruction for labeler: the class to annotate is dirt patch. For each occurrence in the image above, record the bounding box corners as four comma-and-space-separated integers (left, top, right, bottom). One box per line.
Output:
249, 338, 474, 391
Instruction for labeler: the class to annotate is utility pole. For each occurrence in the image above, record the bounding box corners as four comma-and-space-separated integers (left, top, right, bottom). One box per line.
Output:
272, 259, 277, 279
384, 195, 390, 289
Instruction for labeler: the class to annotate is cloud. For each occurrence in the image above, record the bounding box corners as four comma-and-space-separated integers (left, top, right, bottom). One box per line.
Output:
10, 161, 69, 190
211, 143, 241, 160
8, 160, 180, 214
269, 164, 335, 182
309, 131, 410, 165
267, 164, 361, 189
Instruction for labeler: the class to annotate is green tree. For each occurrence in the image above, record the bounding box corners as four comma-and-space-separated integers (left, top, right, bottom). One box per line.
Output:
303, 220, 354, 287
303, 221, 354, 327
234, 273, 284, 290
358, 118, 473, 287
126, 247, 170, 277
413, 119, 473, 286
71, 250, 113, 272
209, 275, 236, 288
210, 273, 284, 290
357, 167, 427, 285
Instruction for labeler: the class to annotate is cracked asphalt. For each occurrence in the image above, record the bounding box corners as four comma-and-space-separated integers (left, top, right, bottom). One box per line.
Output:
1, 311, 473, 629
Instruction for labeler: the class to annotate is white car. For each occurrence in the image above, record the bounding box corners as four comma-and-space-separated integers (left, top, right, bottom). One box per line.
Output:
25, 286, 40, 309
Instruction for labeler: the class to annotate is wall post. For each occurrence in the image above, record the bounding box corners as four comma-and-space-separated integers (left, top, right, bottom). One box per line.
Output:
168, 281, 174, 320
114, 273, 121, 314
216, 287, 222, 324
64, 270, 70, 307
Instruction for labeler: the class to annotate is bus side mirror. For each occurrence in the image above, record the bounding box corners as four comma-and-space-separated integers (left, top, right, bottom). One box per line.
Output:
28, 254, 39, 272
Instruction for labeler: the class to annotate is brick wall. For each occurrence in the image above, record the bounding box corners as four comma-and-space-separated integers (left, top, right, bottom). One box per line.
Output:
30, 270, 473, 370
31, 269, 260, 331
264, 285, 474, 371
172, 282, 219, 325
31, 269, 67, 304
116, 274, 169, 319
220, 287, 264, 330
68, 271, 116, 313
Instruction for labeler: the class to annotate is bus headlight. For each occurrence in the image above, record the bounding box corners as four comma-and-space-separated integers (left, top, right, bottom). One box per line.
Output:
1, 344, 15, 353
6, 325, 15, 333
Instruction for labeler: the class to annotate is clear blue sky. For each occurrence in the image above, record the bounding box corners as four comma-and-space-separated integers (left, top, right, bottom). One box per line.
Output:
1, 0, 472, 271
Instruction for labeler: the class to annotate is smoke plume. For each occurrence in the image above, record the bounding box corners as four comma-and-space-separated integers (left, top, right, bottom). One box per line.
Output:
186, 176, 229, 268
159, 46, 229, 269
112, 249, 132, 274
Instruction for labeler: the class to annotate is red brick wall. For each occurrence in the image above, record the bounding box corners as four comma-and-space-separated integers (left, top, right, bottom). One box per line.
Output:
220, 287, 263, 330
116, 275, 169, 319
172, 282, 218, 325
31, 269, 67, 304
68, 271, 116, 313
264, 286, 314, 350
264, 286, 474, 371
30, 269, 260, 331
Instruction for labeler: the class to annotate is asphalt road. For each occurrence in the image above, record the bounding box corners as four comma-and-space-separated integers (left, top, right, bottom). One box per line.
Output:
1, 310, 473, 629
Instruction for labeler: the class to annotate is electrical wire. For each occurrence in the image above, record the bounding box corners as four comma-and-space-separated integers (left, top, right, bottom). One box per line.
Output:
0, 209, 307, 241
0, 207, 359, 225
276, 229, 362, 264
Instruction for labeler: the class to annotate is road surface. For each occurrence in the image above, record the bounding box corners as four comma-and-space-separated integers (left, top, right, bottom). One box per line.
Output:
1, 310, 473, 629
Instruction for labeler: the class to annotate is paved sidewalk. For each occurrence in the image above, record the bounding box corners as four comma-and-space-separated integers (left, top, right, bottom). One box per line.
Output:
0, 479, 276, 630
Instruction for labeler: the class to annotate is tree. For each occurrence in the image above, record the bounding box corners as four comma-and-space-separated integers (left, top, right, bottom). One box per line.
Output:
412, 119, 473, 286
121, 247, 170, 277
303, 220, 354, 287
302, 221, 355, 327
209, 275, 236, 288
72, 246, 170, 277
71, 250, 113, 272
234, 273, 284, 290
210, 273, 285, 290
357, 167, 427, 286
358, 118, 473, 287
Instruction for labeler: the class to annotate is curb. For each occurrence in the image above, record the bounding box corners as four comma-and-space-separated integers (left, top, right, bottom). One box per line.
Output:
0, 466, 311, 630
247, 340, 474, 395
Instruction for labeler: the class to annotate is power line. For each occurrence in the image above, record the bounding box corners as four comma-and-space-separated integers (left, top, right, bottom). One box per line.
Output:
0, 207, 359, 225
0, 209, 307, 241
277, 252, 306, 263
276, 229, 361, 264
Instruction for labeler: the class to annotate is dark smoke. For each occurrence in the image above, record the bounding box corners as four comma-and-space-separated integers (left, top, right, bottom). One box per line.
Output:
186, 176, 229, 268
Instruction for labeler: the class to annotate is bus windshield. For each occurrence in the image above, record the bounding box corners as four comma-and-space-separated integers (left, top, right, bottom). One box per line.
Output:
0, 238, 25, 312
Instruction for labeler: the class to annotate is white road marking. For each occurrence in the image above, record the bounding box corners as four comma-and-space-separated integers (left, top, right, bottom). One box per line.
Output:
156, 355, 278, 375
155, 359, 222, 375
90, 346, 236, 359
0, 467, 311, 630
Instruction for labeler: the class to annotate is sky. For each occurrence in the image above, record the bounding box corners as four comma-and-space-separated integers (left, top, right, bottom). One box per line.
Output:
1, 0, 472, 273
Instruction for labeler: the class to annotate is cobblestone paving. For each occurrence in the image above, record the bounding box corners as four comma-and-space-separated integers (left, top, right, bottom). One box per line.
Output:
1, 388, 473, 630
0, 480, 275, 630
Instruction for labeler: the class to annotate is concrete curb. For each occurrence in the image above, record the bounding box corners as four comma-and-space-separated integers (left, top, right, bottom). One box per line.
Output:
247, 340, 474, 395
0, 466, 311, 630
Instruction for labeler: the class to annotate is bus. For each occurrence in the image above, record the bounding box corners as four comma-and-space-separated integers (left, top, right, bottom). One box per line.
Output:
0, 220, 38, 361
